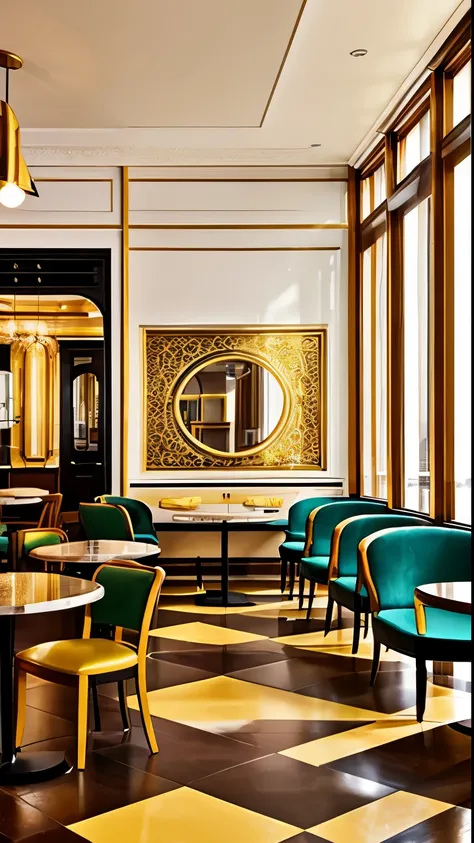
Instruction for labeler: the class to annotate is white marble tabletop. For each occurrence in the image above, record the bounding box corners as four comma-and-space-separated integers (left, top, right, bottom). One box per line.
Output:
29, 539, 160, 564
0, 572, 103, 615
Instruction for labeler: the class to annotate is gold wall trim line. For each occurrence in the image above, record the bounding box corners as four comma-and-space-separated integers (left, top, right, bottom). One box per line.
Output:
130, 246, 340, 252
121, 166, 129, 496
129, 178, 348, 183
259, 0, 308, 126
0, 224, 121, 229
129, 223, 347, 230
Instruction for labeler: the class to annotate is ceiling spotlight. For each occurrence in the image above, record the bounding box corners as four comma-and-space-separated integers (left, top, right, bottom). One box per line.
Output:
350, 49, 367, 57
310, 143, 321, 148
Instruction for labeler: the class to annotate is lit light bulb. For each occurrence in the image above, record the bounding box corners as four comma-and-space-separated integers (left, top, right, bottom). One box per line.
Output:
0, 183, 26, 208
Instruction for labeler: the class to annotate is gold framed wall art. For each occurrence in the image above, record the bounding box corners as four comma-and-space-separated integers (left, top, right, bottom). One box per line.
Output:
143, 325, 327, 471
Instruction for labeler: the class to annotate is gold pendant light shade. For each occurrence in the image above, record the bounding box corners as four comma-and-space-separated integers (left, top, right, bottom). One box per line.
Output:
0, 49, 38, 208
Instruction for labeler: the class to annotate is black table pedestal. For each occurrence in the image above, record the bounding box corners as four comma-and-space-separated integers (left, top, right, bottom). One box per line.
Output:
0, 616, 72, 785
194, 522, 255, 608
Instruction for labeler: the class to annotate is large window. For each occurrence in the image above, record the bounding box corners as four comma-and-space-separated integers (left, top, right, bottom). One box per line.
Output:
403, 199, 430, 513
453, 153, 471, 524
360, 235, 387, 498
398, 111, 430, 181
453, 60, 471, 125
361, 162, 386, 221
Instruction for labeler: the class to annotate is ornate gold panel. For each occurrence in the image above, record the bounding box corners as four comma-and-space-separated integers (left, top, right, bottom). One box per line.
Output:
143, 326, 327, 471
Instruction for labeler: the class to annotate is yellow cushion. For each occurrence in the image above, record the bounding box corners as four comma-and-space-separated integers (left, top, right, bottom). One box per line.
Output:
159, 496, 202, 511
16, 638, 138, 676
243, 497, 283, 508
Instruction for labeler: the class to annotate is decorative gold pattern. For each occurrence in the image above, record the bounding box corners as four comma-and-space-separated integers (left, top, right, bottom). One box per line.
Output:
144, 326, 326, 471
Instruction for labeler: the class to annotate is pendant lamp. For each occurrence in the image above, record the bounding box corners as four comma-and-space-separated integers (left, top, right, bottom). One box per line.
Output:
0, 49, 38, 208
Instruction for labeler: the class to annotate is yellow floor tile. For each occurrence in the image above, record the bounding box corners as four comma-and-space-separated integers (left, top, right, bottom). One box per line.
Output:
161, 585, 206, 597
273, 627, 412, 663
149, 621, 268, 646
280, 718, 440, 766
127, 676, 391, 728
158, 601, 257, 616
395, 687, 472, 724
308, 790, 454, 843
69, 787, 301, 843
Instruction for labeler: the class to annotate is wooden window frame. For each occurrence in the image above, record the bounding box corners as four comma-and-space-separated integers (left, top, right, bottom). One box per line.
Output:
350, 10, 472, 519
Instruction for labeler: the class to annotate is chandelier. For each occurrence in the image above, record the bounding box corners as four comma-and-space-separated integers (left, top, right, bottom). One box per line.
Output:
0, 49, 39, 208
0, 296, 58, 357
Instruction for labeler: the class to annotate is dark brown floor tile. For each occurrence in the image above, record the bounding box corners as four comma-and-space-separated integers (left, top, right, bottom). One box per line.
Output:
384, 805, 471, 842
223, 612, 354, 639
19, 828, 87, 842
281, 835, 330, 843
0, 791, 58, 842
20, 707, 75, 749
216, 719, 372, 753
227, 655, 365, 691
149, 640, 289, 674
11, 751, 180, 826
98, 718, 267, 784
99, 656, 215, 702
26, 683, 129, 736
329, 724, 472, 806
155, 610, 226, 628
191, 753, 393, 827
298, 669, 417, 713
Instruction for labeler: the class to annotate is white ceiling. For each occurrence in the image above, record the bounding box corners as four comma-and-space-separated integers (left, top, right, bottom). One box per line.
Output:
1, 0, 469, 165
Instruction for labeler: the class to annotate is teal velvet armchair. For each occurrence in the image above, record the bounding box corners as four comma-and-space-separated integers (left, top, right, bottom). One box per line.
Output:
359, 526, 471, 722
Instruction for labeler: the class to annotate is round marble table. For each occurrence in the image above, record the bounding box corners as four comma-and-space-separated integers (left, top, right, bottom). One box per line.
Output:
29, 539, 161, 567
0, 487, 49, 507
0, 572, 104, 785
173, 511, 281, 607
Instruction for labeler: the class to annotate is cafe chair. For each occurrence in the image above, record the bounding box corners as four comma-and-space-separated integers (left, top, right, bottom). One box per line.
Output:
325, 513, 429, 653
11, 527, 68, 572
359, 526, 471, 722
96, 495, 159, 546
300, 499, 388, 619
15, 560, 166, 770
279, 496, 343, 599
79, 502, 134, 541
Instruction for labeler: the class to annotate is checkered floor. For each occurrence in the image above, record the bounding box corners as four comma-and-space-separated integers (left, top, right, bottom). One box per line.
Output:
8, 582, 471, 843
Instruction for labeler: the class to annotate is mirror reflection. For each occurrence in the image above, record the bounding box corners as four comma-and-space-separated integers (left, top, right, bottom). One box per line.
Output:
178, 358, 284, 454
73, 372, 99, 451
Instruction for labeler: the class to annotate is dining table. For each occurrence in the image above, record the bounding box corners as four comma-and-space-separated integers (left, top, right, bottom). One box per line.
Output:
414, 580, 472, 737
0, 571, 104, 785
29, 539, 160, 571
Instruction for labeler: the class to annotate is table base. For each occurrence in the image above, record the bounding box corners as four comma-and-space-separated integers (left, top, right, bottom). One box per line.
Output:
0, 751, 72, 785
195, 590, 255, 608
448, 719, 471, 737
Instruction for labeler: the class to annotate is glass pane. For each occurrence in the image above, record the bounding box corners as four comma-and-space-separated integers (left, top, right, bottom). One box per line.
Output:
362, 248, 373, 495
454, 154, 471, 523
375, 234, 388, 498
374, 164, 386, 206
400, 111, 430, 180
403, 198, 430, 513
361, 178, 371, 220
73, 372, 99, 452
453, 61, 471, 127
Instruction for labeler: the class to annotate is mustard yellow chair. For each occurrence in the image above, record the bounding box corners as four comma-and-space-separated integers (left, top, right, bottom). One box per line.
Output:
15, 560, 166, 770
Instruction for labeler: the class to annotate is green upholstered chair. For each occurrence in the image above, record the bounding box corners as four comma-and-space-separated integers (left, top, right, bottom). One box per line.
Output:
0, 526, 8, 562
15, 560, 165, 770
96, 495, 159, 546
12, 527, 68, 572
79, 502, 134, 541
359, 526, 471, 722
325, 513, 429, 653
300, 500, 388, 619
279, 496, 344, 599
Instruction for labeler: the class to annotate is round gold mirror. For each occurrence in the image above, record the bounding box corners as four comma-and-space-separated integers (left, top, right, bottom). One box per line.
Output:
173, 352, 291, 458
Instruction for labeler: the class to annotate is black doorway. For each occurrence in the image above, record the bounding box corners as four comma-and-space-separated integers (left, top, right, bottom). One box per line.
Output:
0, 249, 112, 505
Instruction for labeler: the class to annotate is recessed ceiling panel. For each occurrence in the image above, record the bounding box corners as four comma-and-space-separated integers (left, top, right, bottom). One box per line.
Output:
1, 0, 304, 128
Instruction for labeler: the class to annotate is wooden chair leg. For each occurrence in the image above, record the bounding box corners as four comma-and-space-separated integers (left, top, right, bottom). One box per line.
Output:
324, 593, 334, 636
363, 611, 370, 638
77, 676, 89, 771
118, 680, 131, 732
352, 606, 362, 654
288, 560, 297, 601
196, 556, 203, 590
337, 602, 343, 628
136, 662, 158, 754
91, 683, 101, 732
298, 572, 305, 610
370, 639, 381, 686
415, 657, 427, 723
15, 667, 27, 750
305, 580, 315, 621
280, 555, 288, 594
